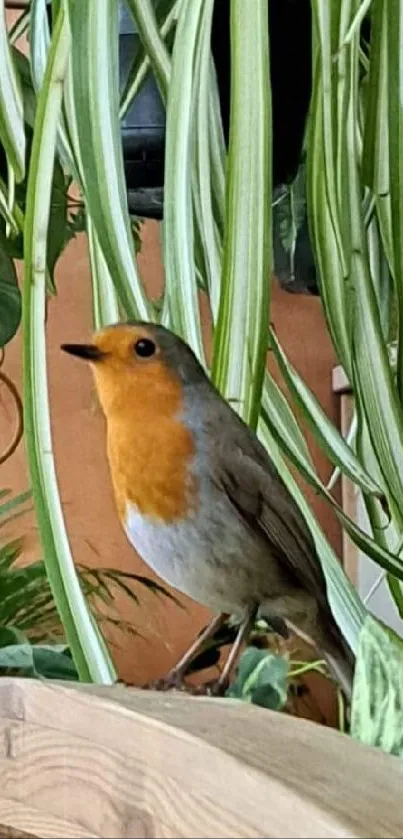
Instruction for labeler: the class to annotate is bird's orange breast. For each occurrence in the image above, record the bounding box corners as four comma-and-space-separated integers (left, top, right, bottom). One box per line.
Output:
105, 374, 198, 525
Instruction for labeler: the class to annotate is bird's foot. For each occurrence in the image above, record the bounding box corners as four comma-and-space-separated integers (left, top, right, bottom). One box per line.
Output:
143, 668, 187, 692
143, 669, 209, 695
204, 676, 230, 697
142, 670, 231, 697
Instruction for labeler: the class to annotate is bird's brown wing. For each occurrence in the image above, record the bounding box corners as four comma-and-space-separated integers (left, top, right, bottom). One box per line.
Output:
206, 397, 353, 694
210, 410, 330, 614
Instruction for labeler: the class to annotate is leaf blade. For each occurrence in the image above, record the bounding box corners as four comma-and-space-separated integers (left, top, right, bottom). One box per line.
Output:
22, 3, 116, 684
67, 0, 151, 320
211, 0, 272, 429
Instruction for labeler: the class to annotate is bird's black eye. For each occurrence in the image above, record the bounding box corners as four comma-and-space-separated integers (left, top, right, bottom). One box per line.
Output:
134, 338, 156, 358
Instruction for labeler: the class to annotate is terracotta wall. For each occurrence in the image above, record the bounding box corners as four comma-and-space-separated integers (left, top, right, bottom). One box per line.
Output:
1, 221, 342, 686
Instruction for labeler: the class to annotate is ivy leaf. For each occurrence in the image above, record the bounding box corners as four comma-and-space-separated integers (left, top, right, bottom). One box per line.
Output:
0, 626, 26, 648
0, 643, 78, 680
226, 647, 289, 711
0, 245, 21, 347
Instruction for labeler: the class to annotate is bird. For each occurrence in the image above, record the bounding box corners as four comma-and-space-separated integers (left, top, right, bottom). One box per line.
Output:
61, 321, 354, 698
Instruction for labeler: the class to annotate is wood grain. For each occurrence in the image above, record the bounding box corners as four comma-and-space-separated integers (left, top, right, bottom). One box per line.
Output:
0, 679, 401, 838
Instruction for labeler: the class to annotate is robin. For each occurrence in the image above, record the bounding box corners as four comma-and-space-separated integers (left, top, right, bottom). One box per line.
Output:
62, 321, 354, 697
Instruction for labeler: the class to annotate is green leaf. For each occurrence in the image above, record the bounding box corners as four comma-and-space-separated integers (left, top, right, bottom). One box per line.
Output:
362, 0, 394, 274
126, 0, 171, 101
0, 0, 26, 182
0, 246, 21, 347
47, 159, 69, 289
11, 47, 36, 128
351, 615, 403, 757
211, 0, 272, 430
192, 10, 223, 322
0, 626, 25, 647
262, 372, 315, 469
67, 0, 151, 320
0, 642, 78, 680
161, 0, 209, 360
227, 647, 289, 711
310, 1, 403, 526
0, 175, 19, 236
22, 2, 116, 683
0, 539, 23, 572
261, 375, 403, 583
269, 327, 387, 504
384, 0, 403, 399
0, 488, 31, 520
387, 574, 403, 621
119, 0, 178, 119
274, 162, 307, 282
0, 203, 24, 261
29, 0, 51, 93
307, 21, 352, 377
9, 7, 30, 46
87, 211, 120, 329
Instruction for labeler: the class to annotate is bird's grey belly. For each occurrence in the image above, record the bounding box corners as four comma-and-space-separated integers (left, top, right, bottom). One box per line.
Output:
123, 496, 274, 616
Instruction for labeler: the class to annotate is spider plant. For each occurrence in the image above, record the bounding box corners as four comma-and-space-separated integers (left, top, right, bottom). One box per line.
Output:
0, 0, 402, 754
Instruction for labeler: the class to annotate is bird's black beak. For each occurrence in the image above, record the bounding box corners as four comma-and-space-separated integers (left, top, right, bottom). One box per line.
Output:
60, 343, 104, 362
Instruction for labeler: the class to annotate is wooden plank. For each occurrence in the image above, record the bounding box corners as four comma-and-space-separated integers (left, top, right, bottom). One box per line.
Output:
0, 800, 90, 839
0, 679, 401, 838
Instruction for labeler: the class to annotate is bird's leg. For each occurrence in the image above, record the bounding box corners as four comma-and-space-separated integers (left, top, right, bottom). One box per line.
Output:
210, 605, 258, 696
167, 612, 229, 679
145, 612, 229, 691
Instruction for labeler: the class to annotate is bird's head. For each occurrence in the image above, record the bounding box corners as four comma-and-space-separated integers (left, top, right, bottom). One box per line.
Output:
61, 321, 207, 419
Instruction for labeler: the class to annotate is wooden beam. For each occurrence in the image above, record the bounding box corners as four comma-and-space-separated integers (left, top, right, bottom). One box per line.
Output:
0, 679, 402, 838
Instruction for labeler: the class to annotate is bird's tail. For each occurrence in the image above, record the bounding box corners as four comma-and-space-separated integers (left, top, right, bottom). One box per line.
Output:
319, 616, 355, 701
289, 609, 355, 700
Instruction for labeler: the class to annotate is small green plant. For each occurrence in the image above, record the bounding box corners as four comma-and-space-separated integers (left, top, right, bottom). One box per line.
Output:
227, 647, 290, 712
0, 487, 175, 680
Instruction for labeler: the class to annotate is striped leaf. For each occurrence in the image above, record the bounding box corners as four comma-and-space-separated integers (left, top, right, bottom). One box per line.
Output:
269, 327, 386, 503
309, 0, 403, 525
192, 6, 223, 322
386, 0, 403, 399
67, 0, 151, 321
211, 0, 272, 430
126, 0, 171, 101
262, 378, 403, 582
119, 0, 178, 120
29, 0, 50, 91
161, 0, 208, 360
22, 4, 116, 684
87, 213, 121, 330
0, 0, 25, 182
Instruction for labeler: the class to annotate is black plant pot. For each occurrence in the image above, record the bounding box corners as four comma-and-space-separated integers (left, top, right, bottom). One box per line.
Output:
119, 4, 165, 220
120, 0, 313, 204
119, 1, 319, 295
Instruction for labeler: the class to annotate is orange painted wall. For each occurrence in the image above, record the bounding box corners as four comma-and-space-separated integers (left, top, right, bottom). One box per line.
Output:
2, 221, 342, 687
